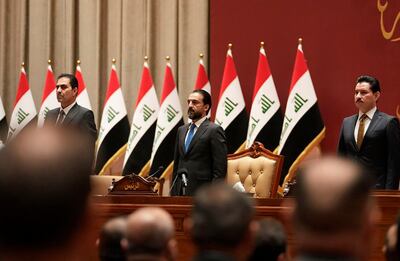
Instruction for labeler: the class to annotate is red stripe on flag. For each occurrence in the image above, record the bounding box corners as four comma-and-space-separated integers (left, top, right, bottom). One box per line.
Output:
160, 63, 176, 105
14, 68, 29, 107
75, 65, 86, 95
104, 65, 120, 107
289, 45, 308, 93
136, 62, 154, 107
41, 66, 56, 104
252, 48, 272, 101
219, 51, 237, 99
194, 60, 209, 90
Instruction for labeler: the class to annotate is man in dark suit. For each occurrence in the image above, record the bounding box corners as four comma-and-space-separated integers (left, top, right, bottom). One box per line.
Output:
338, 75, 400, 189
45, 73, 97, 162
171, 89, 227, 196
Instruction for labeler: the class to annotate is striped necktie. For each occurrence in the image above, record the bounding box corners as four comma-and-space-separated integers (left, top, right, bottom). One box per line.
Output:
57, 110, 66, 125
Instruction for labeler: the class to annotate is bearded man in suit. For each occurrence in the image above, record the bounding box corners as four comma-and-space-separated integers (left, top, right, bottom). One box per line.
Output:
45, 73, 97, 164
338, 75, 400, 189
171, 89, 227, 196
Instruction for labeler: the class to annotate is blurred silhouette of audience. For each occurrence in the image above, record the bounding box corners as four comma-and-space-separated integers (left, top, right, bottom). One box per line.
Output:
0, 126, 94, 260
98, 216, 127, 261
190, 182, 257, 261
122, 207, 177, 261
287, 156, 380, 261
248, 217, 287, 261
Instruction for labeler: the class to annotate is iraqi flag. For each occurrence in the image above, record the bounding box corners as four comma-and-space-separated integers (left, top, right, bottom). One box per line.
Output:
215, 44, 248, 153
123, 58, 160, 176
194, 53, 211, 118
277, 39, 325, 191
38, 62, 58, 127
95, 62, 130, 175
8, 65, 37, 140
0, 96, 7, 142
149, 58, 183, 177
246, 42, 283, 150
75, 60, 92, 110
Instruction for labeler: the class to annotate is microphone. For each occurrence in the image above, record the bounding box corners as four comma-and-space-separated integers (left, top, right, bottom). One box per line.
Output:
148, 166, 164, 178
177, 168, 188, 187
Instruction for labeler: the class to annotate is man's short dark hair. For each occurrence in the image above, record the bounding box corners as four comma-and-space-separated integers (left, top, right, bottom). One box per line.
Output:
249, 218, 287, 261
191, 182, 254, 248
58, 73, 79, 89
0, 126, 92, 249
98, 217, 127, 261
192, 89, 212, 114
356, 75, 380, 93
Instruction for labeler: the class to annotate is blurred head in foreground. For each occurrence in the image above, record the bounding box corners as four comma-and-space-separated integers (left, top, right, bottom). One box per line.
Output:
98, 216, 127, 261
383, 213, 400, 261
122, 207, 177, 261
0, 126, 93, 260
190, 182, 257, 261
289, 156, 379, 260
249, 218, 287, 261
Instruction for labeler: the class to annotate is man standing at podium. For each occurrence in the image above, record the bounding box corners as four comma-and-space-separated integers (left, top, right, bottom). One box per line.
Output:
171, 90, 227, 196
338, 75, 400, 189
45, 73, 97, 162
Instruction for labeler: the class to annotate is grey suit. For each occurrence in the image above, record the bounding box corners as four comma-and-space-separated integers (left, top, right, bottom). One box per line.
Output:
171, 119, 227, 196
338, 110, 400, 189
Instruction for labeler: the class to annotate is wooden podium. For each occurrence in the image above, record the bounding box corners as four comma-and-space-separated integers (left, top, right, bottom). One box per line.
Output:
109, 174, 164, 196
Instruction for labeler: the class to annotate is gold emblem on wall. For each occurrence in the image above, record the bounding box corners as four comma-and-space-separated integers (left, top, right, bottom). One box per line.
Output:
377, 0, 400, 41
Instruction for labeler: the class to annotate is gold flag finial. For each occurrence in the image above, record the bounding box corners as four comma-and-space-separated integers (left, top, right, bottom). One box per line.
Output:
298, 38, 303, 44
144, 56, 149, 61
48, 59, 52, 65
199, 53, 204, 58
228, 43, 233, 49
260, 41, 265, 47
165, 56, 170, 61
21, 62, 25, 68
77, 59, 81, 65
112, 58, 116, 64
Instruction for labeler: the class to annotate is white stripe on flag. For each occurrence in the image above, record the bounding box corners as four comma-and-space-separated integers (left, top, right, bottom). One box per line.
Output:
97, 88, 128, 152
278, 71, 318, 154
124, 88, 159, 166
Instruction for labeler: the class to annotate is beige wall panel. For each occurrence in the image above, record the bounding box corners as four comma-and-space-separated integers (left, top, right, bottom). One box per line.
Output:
78, 0, 102, 123
52, 0, 76, 73
147, 0, 178, 100
28, 0, 52, 110
178, 0, 209, 120
121, 0, 147, 119
0, 0, 27, 115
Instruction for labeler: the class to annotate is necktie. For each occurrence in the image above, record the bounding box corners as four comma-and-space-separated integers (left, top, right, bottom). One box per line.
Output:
356, 114, 367, 149
57, 110, 66, 125
185, 124, 196, 152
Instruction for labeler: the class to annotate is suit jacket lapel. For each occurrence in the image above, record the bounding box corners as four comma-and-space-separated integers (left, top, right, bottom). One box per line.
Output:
186, 119, 209, 154
363, 110, 381, 141
62, 103, 79, 125
349, 114, 358, 151
180, 124, 189, 154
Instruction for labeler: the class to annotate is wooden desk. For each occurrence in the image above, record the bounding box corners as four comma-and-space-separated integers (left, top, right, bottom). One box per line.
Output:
92, 191, 400, 261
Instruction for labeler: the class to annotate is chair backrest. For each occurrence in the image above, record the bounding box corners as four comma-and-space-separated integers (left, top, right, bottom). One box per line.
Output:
226, 142, 283, 198
90, 175, 123, 195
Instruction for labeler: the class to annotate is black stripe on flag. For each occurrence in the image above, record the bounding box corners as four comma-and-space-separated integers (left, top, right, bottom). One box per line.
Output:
279, 104, 324, 185
224, 109, 248, 153
149, 118, 184, 177
0, 116, 7, 142
95, 116, 130, 174
254, 109, 283, 151
122, 122, 156, 175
